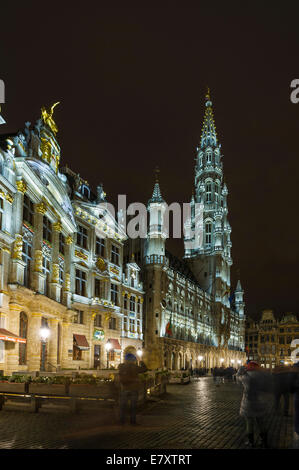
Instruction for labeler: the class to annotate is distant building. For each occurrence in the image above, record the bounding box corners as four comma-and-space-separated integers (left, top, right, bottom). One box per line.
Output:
245, 310, 299, 368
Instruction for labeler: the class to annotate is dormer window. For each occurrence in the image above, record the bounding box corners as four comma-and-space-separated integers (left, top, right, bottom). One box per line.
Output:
81, 184, 90, 199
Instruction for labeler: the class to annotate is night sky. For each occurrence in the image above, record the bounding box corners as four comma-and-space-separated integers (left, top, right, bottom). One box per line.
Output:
0, 3, 299, 320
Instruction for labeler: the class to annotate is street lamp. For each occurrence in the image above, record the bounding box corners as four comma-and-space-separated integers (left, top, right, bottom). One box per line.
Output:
40, 326, 50, 372
105, 340, 112, 369
220, 358, 224, 366
137, 348, 143, 364
40, 327, 50, 342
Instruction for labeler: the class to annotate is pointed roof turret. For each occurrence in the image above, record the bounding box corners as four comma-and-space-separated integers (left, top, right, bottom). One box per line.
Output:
235, 280, 243, 292
200, 87, 218, 149
148, 166, 165, 205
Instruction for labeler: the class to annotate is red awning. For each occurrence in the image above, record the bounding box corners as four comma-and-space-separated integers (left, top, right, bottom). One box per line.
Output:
73, 334, 90, 350
0, 328, 26, 344
108, 338, 122, 351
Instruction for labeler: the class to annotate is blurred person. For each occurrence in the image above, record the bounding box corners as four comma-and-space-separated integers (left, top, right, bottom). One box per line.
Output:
237, 361, 271, 448
272, 364, 293, 416
118, 353, 147, 425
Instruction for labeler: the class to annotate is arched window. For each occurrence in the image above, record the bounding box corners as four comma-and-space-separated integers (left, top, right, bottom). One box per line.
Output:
130, 296, 136, 312
206, 150, 212, 164
19, 312, 28, 365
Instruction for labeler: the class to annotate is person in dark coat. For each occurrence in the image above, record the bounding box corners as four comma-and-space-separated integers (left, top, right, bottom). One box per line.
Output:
237, 361, 270, 448
291, 361, 299, 441
272, 364, 294, 416
118, 353, 147, 425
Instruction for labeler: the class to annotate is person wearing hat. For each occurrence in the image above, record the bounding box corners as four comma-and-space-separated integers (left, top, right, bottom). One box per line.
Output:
236, 361, 270, 448
118, 353, 147, 425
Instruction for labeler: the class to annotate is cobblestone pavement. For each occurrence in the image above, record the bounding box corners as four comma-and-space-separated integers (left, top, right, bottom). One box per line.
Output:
0, 377, 296, 449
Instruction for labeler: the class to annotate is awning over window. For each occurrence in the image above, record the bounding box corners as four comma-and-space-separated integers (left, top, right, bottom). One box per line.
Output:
73, 334, 90, 350
108, 338, 122, 351
0, 328, 26, 344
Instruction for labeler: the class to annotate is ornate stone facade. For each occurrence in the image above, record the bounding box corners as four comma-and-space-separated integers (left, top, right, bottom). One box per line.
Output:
0, 105, 144, 375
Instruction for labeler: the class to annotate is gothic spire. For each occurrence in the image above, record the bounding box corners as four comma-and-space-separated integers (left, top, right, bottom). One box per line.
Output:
200, 87, 218, 149
148, 166, 164, 204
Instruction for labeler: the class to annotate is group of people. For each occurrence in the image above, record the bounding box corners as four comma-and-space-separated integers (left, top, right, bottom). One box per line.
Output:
116, 353, 299, 449
236, 360, 299, 448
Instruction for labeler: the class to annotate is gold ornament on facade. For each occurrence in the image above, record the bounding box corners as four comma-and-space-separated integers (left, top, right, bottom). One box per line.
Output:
36, 202, 47, 215
5, 193, 13, 204
75, 250, 88, 261
64, 273, 71, 292
53, 221, 62, 232
96, 257, 106, 272
34, 250, 43, 273
51, 263, 60, 283
41, 102, 60, 135
65, 235, 73, 245
12, 235, 23, 260
16, 180, 27, 194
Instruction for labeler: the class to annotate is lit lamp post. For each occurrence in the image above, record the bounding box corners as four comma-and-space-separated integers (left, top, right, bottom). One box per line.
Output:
40, 326, 50, 372
220, 358, 224, 367
137, 348, 143, 365
198, 355, 203, 366
105, 340, 112, 369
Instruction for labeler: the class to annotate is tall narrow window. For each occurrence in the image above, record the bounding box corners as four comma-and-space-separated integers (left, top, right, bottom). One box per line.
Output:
0, 197, 3, 230
22, 239, 32, 288
206, 151, 212, 164
215, 183, 219, 204
19, 312, 28, 365
111, 283, 118, 305
94, 314, 102, 327
111, 244, 120, 266
77, 225, 88, 249
59, 233, 65, 255
75, 269, 87, 297
205, 222, 212, 245
23, 195, 34, 226
95, 237, 105, 257
43, 217, 52, 243
130, 296, 136, 312
42, 256, 51, 296
206, 183, 212, 202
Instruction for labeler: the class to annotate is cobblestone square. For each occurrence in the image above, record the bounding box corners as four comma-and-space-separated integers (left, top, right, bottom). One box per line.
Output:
0, 378, 296, 449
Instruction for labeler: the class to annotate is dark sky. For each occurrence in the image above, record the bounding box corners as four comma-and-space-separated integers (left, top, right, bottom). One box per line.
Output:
0, 2, 299, 320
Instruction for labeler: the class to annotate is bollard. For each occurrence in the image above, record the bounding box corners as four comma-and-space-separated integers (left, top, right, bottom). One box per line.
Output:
30, 396, 41, 413
70, 398, 80, 414
0, 395, 5, 411
64, 378, 70, 395
24, 381, 30, 394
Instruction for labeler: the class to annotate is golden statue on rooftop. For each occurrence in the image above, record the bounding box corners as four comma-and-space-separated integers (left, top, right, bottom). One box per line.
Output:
41, 101, 60, 135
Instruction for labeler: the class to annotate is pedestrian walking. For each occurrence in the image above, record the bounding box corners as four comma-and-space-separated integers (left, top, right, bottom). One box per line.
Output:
237, 361, 271, 448
272, 364, 293, 416
118, 353, 147, 425
291, 361, 299, 446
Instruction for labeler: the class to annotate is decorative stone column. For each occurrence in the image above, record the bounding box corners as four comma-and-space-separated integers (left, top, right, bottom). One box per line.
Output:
10, 180, 27, 285
60, 315, 72, 369
27, 313, 42, 372
62, 235, 73, 308
49, 221, 62, 303
5, 303, 22, 374
33, 202, 47, 294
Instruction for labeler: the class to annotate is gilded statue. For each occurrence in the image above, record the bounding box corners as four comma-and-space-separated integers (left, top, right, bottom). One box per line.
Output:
41, 102, 60, 135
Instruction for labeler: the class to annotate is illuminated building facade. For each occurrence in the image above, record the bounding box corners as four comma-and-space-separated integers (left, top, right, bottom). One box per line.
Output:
0, 106, 144, 375
124, 91, 246, 370
245, 309, 299, 369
